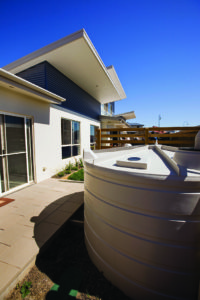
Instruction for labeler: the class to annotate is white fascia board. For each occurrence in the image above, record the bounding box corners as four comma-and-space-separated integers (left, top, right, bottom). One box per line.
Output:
3, 29, 126, 104
106, 65, 126, 100
82, 30, 124, 102
3, 30, 84, 73
114, 111, 136, 120
0, 68, 66, 104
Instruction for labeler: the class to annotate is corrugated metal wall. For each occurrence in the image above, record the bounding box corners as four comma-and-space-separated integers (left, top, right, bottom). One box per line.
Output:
17, 61, 101, 120
16, 62, 46, 89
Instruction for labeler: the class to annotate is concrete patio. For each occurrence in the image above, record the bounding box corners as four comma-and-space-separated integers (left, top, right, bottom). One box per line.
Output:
0, 178, 84, 299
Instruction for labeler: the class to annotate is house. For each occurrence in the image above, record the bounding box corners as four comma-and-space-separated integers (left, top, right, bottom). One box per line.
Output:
127, 122, 144, 128
0, 29, 128, 196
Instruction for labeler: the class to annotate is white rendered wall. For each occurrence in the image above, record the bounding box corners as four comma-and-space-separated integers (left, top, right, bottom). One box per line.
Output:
41, 105, 100, 182
0, 86, 100, 183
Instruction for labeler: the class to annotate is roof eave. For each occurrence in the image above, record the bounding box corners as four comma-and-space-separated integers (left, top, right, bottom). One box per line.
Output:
3, 29, 126, 104
0, 68, 65, 104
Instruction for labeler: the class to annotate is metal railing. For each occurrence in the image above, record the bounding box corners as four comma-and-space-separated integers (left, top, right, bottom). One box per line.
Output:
95, 127, 200, 149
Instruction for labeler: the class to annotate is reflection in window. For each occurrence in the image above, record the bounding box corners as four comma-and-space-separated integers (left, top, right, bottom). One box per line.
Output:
5, 115, 26, 154
0, 158, 5, 193
8, 153, 28, 189
72, 121, 80, 145
61, 119, 80, 159
61, 119, 71, 145
101, 103, 114, 116
90, 125, 98, 150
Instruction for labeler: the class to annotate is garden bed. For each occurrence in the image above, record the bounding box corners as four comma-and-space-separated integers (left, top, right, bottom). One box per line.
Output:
54, 159, 84, 181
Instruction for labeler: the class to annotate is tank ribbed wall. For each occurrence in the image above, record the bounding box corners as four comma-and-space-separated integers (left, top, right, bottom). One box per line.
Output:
84, 161, 200, 300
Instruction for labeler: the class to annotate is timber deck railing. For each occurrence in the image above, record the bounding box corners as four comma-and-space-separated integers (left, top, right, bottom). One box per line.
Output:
95, 127, 200, 150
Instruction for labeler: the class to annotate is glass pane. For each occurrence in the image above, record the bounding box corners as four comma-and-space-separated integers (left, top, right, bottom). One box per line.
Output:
108, 103, 111, 115
110, 103, 113, 115
61, 119, 71, 145
72, 145, 80, 156
26, 119, 33, 181
90, 125, 94, 143
5, 115, 26, 153
0, 158, 5, 193
62, 146, 71, 159
8, 153, 27, 189
104, 104, 108, 114
72, 121, 80, 144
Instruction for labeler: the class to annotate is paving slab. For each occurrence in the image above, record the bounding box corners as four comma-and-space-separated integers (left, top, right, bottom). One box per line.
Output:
0, 178, 84, 299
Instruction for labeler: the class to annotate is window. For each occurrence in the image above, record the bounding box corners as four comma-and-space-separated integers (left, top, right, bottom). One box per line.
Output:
61, 119, 80, 159
104, 104, 108, 115
90, 125, 98, 150
101, 103, 113, 116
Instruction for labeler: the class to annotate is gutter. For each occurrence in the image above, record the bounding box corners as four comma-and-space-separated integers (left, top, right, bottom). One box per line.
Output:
0, 68, 66, 104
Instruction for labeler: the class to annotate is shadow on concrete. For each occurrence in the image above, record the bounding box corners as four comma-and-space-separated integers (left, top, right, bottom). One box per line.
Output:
30, 192, 84, 249
31, 196, 130, 300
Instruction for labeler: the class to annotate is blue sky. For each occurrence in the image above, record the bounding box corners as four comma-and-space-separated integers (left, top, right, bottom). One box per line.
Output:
0, 0, 200, 127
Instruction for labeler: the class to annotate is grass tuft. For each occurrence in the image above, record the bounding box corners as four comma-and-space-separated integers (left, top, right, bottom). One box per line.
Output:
68, 168, 84, 181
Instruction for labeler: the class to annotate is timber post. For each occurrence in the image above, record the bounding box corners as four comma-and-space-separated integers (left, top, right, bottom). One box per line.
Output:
96, 128, 101, 149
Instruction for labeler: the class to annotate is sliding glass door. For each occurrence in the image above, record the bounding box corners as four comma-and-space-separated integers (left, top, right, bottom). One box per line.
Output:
0, 114, 34, 195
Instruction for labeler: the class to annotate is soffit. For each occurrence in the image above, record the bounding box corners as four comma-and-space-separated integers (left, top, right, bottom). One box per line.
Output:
114, 111, 136, 120
3, 30, 126, 104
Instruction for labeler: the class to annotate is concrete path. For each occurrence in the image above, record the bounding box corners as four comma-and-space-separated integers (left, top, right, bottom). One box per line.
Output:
0, 178, 84, 299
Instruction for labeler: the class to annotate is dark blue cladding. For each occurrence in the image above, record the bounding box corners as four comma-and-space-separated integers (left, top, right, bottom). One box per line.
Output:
16, 62, 46, 89
16, 61, 101, 120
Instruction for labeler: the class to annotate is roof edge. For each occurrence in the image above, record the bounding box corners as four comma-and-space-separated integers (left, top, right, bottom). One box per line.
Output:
3, 29, 84, 72
82, 30, 126, 101
0, 68, 66, 104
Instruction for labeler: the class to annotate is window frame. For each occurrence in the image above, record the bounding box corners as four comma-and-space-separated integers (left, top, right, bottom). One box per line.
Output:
61, 118, 81, 159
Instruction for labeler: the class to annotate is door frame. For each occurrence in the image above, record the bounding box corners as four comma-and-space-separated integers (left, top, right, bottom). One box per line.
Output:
0, 111, 34, 196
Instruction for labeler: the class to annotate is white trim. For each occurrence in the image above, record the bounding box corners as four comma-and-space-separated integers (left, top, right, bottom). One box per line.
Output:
0, 182, 34, 197
3, 29, 126, 103
52, 104, 101, 123
0, 113, 35, 196
3, 30, 84, 72
0, 68, 66, 104
61, 118, 81, 159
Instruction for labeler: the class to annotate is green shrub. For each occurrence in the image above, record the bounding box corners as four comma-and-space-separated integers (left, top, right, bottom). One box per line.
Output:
65, 169, 71, 174
57, 171, 65, 177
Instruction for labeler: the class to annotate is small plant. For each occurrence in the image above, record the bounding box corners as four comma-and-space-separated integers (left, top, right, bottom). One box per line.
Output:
57, 170, 65, 177
71, 165, 79, 170
66, 161, 73, 172
20, 281, 32, 299
79, 158, 84, 168
75, 158, 79, 168
65, 169, 71, 174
